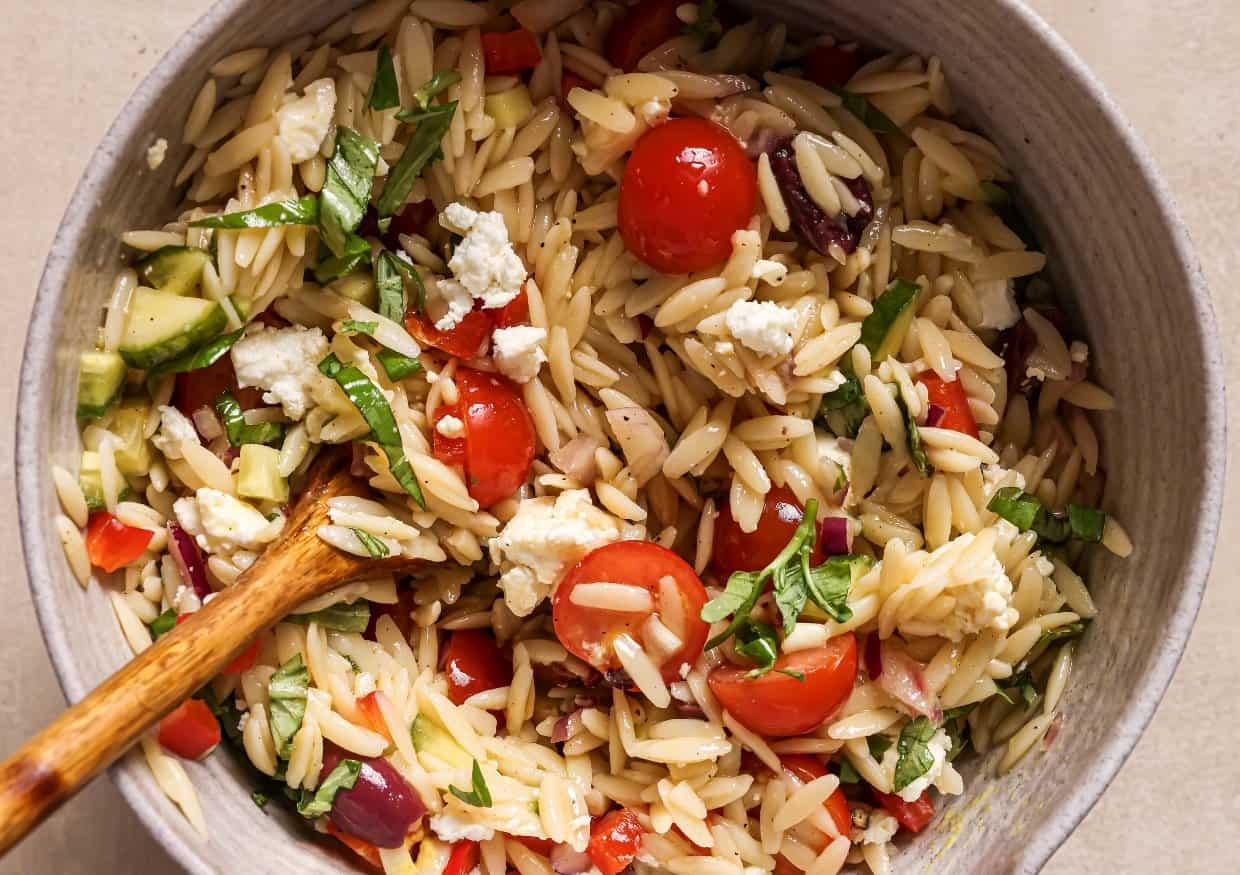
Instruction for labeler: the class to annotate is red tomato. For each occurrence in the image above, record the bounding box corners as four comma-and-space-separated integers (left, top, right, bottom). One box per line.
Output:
444, 840, 481, 875
442, 630, 513, 705
711, 484, 826, 578
873, 789, 936, 833
84, 512, 154, 573
406, 307, 494, 359
482, 29, 542, 74
781, 755, 852, 836
172, 354, 263, 419
605, 0, 681, 71
173, 614, 258, 673
553, 541, 710, 681
919, 372, 980, 438
619, 118, 757, 274
587, 808, 644, 875
158, 699, 221, 760
514, 836, 555, 856
355, 691, 394, 742
326, 821, 383, 870
804, 44, 861, 88
365, 586, 416, 641
431, 400, 468, 467
491, 283, 530, 329
707, 633, 858, 737
560, 72, 593, 107
455, 368, 537, 508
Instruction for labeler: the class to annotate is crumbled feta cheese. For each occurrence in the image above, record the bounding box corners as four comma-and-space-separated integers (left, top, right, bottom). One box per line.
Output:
491, 325, 547, 383
922, 530, 1018, 641
276, 78, 336, 163
972, 279, 1021, 331
429, 278, 477, 333
146, 137, 168, 170
724, 300, 796, 357
818, 431, 852, 483
231, 326, 330, 420
885, 728, 953, 803
858, 809, 899, 845
431, 203, 527, 330
435, 415, 465, 438
152, 405, 199, 460
1069, 340, 1090, 364
490, 490, 629, 617
173, 488, 283, 555
752, 258, 789, 286
430, 812, 495, 843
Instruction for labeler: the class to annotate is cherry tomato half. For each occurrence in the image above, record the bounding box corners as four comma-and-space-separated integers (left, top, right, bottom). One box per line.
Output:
553, 541, 710, 681
707, 633, 858, 737
84, 512, 154, 573
619, 118, 757, 274
172, 354, 263, 420
158, 699, 221, 760
459, 368, 537, 507
605, 0, 682, 72
441, 629, 513, 706
481, 29, 542, 74
407, 308, 494, 359
587, 808, 645, 875
873, 788, 936, 833
781, 755, 852, 836
918, 372, 980, 438
712, 484, 826, 578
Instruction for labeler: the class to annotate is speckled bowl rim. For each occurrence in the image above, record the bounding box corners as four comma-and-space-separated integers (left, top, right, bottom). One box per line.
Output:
16, 1, 1224, 873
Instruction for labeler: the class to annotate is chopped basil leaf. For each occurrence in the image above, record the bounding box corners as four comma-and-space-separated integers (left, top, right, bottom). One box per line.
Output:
997, 669, 1037, 708
352, 528, 390, 558
403, 71, 462, 115
1066, 504, 1105, 542
375, 250, 407, 323
980, 180, 1010, 206
734, 619, 780, 677
895, 391, 931, 476
449, 760, 493, 808
251, 791, 269, 809
318, 354, 426, 508
987, 487, 1108, 546
315, 233, 372, 284
942, 706, 974, 762
777, 669, 806, 681
837, 759, 862, 784
1038, 619, 1090, 648
147, 328, 244, 383
201, 686, 245, 746
340, 320, 378, 336
268, 654, 309, 759
320, 128, 380, 258
820, 373, 868, 438
893, 716, 937, 792
367, 45, 401, 111
830, 86, 901, 135
866, 734, 893, 760
773, 557, 809, 638
191, 195, 319, 229
215, 391, 285, 447
377, 348, 423, 381
806, 555, 868, 624
296, 758, 361, 818
288, 600, 372, 633
988, 486, 1041, 530
859, 279, 920, 356
148, 608, 178, 640
378, 100, 457, 217
941, 705, 976, 723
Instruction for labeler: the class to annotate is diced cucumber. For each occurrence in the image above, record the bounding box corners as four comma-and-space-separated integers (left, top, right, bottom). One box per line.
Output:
229, 295, 252, 321
110, 400, 152, 476
484, 85, 534, 129
119, 289, 227, 369
237, 444, 289, 503
330, 271, 377, 309
76, 350, 127, 419
135, 246, 211, 296
410, 714, 472, 769
859, 279, 920, 363
79, 450, 131, 510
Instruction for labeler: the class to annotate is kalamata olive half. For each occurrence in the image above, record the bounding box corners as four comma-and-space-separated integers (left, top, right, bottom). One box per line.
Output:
321, 744, 427, 848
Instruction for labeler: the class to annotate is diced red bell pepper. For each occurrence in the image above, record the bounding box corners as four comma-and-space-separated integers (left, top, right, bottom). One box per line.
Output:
482, 29, 542, 74
355, 690, 394, 742
444, 840, 480, 875
158, 699, 221, 760
918, 372, 980, 438
873, 789, 936, 833
605, 0, 682, 72
804, 43, 861, 88
327, 821, 384, 870
587, 808, 644, 875
84, 512, 154, 573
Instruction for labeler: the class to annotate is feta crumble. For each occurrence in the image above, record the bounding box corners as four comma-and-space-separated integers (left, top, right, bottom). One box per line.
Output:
972, 278, 1021, 331
490, 490, 631, 617
430, 812, 495, 843
857, 809, 900, 845
230, 326, 330, 420
491, 325, 547, 383
276, 78, 337, 163
432, 203, 527, 330
724, 299, 796, 357
922, 530, 1018, 641
152, 405, 199, 460
173, 488, 283, 554
146, 137, 168, 170
435, 414, 465, 438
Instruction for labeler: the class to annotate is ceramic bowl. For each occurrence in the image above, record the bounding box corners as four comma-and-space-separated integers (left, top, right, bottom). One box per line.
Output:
17, 1, 1225, 872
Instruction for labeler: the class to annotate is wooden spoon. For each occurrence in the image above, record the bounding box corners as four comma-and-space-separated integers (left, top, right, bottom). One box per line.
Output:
0, 448, 424, 853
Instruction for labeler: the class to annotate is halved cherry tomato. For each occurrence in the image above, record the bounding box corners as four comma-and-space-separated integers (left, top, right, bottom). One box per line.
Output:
430, 400, 468, 467
560, 72, 593, 107
482, 29, 542, 74
406, 307, 494, 359
327, 821, 383, 870
605, 0, 682, 72
356, 691, 394, 742
711, 484, 826, 578
587, 807, 644, 875
803, 44, 861, 88
442, 630, 513, 705
553, 541, 710, 681
172, 354, 263, 420
84, 512, 154, 573
444, 840, 481, 875
491, 283, 530, 329
918, 372, 980, 438
456, 368, 537, 507
619, 118, 757, 274
781, 755, 852, 836
158, 699, 221, 760
873, 788, 936, 833
707, 633, 858, 737
175, 614, 260, 673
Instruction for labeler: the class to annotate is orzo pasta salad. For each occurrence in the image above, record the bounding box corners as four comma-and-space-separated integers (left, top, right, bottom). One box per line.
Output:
54, 0, 1133, 872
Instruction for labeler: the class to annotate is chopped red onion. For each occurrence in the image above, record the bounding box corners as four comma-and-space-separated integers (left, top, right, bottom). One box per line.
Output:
550, 844, 594, 874
877, 641, 942, 722
548, 435, 601, 484
191, 406, 224, 441
550, 709, 583, 744
819, 516, 851, 555
167, 522, 211, 600
925, 404, 946, 428
864, 634, 882, 681
1042, 712, 1064, 750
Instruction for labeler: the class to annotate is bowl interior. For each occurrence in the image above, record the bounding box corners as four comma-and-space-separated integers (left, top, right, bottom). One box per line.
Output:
18, 1, 1223, 873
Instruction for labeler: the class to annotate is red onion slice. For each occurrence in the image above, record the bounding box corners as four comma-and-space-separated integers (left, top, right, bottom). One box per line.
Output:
167, 522, 211, 600
548, 435, 601, 484
819, 516, 851, 556
191, 405, 223, 441
877, 641, 942, 722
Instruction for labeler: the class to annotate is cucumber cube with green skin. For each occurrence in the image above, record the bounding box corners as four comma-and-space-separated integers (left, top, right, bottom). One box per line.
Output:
410, 714, 473, 769
237, 444, 289, 503
330, 271, 378, 309
79, 451, 132, 510
76, 350, 128, 419
110, 401, 152, 476
119, 290, 227, 369
135, 246, 211, 296
860, 279, 921, 363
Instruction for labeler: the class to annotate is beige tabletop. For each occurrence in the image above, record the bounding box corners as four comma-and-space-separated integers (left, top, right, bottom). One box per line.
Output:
0, 1, 1236, 872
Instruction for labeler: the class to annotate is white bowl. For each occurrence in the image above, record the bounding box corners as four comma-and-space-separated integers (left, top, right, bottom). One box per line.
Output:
17, 1, 1225, 872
